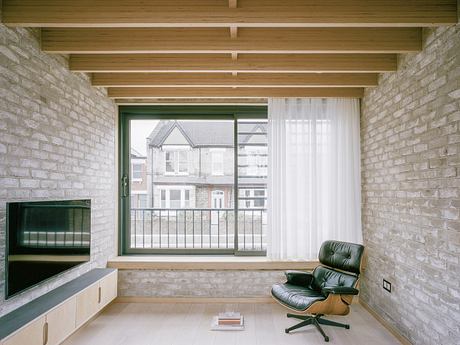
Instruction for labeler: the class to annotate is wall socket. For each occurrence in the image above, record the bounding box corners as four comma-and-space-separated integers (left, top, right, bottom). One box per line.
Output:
383, 279, 392, 293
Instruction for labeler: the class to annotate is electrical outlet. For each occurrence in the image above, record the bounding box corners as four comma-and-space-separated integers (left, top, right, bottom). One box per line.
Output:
383, 279, 392, 293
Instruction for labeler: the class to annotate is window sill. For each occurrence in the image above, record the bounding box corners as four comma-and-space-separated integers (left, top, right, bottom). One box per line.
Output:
107, 256, 318, 271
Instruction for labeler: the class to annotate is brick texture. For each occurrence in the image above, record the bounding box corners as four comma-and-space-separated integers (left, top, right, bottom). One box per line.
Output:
361, 25, 460, 345
118, 270, 285, 298
0, 24, 117, 316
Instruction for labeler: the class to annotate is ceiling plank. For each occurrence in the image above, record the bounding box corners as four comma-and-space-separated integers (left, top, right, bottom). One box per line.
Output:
41, 28, 422, 54
3, 0, 457, 27
91, 72, 379, 87
70, 54, 397, 73
107, 87, 364, 98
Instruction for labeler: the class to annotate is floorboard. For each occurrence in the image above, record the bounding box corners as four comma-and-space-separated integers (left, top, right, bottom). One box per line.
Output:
63, 302, 401, 345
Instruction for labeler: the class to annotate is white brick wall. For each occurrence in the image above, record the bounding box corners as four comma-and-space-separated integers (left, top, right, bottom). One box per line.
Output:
118, 270, 286, 298
0, 24, 117, 316
361, 25, 460, 345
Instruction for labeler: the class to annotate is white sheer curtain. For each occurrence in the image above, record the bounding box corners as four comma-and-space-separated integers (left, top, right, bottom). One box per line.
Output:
267, 98, 362, 260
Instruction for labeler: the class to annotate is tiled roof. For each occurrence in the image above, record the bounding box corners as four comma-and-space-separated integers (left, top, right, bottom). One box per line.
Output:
148, 120, 266, 147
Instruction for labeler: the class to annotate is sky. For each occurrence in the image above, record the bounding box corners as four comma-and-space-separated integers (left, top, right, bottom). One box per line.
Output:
130, 120, 159, 156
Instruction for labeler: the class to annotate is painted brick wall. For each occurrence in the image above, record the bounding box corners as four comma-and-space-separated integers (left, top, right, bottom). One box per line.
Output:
118, 270, 285, 298
361, 25, 460, 345
0, 24, 117, 316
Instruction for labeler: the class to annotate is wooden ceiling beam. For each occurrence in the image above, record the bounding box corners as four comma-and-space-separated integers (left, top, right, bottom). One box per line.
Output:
3, 0, 457, 27
107, 87, 364, 98
91, 72, 379, 87
41, 28, 422, 54
228, 0, 237, 9
70, 54, 397, 73
115, 98, 268, 105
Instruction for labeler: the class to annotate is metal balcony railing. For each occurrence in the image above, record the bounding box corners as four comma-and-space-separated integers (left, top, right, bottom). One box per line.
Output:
129, 208, 267, 253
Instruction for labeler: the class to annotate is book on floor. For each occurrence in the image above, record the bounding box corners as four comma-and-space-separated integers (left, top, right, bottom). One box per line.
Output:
211, 312, 244, 331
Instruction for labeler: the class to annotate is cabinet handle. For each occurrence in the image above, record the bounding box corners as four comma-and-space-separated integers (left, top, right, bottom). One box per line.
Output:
98, 286, 102, 304
43, 322, 48, 345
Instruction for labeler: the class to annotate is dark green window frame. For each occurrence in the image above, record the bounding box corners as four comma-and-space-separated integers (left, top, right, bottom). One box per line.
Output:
118, 105, 268, 256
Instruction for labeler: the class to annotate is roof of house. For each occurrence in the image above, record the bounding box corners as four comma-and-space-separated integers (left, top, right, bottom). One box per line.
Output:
147, 120, 266, 148
131, 147, 146, 159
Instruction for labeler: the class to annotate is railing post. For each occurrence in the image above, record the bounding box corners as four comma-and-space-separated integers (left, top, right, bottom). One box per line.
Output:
150, 210, 153, 248
252, 210, 255, 250
133, 209, 137, 248
201, 210, 203, 248
184, 210, 187, 248
159, 209, 161, 248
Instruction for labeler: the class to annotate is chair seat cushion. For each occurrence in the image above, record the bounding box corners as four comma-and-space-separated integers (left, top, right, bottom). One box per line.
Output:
271, 283, 326, 312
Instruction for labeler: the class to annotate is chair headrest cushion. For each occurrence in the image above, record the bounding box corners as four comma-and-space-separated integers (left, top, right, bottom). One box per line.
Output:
318, 240, 364, 275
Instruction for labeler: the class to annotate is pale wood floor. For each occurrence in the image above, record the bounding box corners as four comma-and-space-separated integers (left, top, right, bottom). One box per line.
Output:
63, 302, 400, 345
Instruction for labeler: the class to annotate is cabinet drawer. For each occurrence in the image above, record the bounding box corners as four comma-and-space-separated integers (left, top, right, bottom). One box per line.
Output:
75, 283, 100, 327
3, 316, 45, 345
46, 297, 77, 345
100, 271, 118, 307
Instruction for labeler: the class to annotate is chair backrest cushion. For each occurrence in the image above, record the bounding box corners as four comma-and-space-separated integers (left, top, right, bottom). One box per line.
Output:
318, 240, 364, 275
311, 266, 358, 292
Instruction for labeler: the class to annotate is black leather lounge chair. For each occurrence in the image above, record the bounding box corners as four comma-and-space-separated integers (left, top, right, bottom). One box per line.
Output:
271, 240, 365, 342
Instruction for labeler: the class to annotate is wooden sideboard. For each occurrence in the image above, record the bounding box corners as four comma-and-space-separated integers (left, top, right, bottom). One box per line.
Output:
0, 268, 117, 345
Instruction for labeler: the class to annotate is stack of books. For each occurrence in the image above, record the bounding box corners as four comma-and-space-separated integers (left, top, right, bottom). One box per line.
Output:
211, 312, 244, 331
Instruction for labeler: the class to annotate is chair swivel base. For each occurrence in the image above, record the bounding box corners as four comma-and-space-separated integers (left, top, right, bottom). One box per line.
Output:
285, 313, 350, 342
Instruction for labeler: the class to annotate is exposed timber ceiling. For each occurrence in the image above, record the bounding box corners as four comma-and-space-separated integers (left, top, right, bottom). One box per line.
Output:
1, 0, 458, 103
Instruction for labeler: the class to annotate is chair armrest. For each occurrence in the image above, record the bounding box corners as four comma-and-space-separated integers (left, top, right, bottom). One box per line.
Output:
321, 286, 359, 295
285, 270, 314, 286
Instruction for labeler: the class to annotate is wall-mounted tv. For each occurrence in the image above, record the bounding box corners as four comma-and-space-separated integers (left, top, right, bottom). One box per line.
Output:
5, 199, 91, 299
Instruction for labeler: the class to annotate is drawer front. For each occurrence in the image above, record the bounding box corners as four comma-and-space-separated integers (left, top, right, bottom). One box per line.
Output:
46, 297, 77, 345
100, 271, 118, 307
3, 316, 46, 345
75, 283, 100, 327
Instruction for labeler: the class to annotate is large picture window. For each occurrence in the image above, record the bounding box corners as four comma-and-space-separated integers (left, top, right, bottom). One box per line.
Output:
120, 106, 267, 255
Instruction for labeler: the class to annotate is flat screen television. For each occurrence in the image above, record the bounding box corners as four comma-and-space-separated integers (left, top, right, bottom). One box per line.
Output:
5, 199, 91, 298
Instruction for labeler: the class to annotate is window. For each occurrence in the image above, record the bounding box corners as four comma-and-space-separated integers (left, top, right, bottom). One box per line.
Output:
244, 146, 268, 177
131, 193, 147, 208
132, 163, 143, 180
169, 190, 181, 208
239, 189, 266, 209
165, 150, 189, 175
254, 189, 266, 208
121, 107, 267, 255
211, 190, 224, 208
165, 152, 174, 173
211, 149, 224, 176
159, 187, 191, 209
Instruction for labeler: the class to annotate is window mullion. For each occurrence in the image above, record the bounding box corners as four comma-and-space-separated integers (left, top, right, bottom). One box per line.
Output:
233, 116, 239, 253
